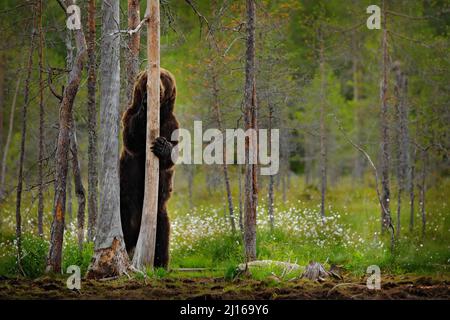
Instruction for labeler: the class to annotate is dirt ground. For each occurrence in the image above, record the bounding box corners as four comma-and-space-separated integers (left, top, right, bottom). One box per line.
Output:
0, 274, 449, 300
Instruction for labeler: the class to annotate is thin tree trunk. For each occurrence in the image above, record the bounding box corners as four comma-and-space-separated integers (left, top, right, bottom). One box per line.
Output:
87, 0, 98, 242
243, 0, 258, 262
0, 56, 4, 180
379, 0, 393, 234
87, 0, 129, 279
0, 77, 21, 198
37, 0, 45, 237
69, 120, 86, 251
268, 102, 274, 231
46, 0, 87, 273
16, 14, 36, 272
393, 63, 410, 237
132, 0, 161, 270
419, 149, 427, 237
409, 147, 416, 232
238, 165, 244, 234
126, 0, 141, 105
352, 32, 364, 181
67, 167, 72, 223
319, 30, 327, 221
211, 70, 236, 234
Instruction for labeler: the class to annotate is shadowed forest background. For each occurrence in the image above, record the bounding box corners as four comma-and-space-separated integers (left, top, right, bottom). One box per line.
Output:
0, 0, 449, 299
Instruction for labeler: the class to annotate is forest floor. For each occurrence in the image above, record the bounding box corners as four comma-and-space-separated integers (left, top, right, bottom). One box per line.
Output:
0, 274, 449, 300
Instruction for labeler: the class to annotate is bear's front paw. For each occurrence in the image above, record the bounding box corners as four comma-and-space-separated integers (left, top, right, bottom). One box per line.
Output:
151, 137, 172, 159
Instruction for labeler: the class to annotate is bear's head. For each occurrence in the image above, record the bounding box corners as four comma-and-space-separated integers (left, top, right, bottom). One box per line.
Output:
130, 68, 176, 114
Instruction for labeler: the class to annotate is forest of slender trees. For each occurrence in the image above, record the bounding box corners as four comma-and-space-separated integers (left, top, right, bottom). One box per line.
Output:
0, 0, 448, 282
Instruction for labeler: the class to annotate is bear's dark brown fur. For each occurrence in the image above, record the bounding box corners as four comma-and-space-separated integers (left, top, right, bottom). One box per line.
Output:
120, 68, 179, 268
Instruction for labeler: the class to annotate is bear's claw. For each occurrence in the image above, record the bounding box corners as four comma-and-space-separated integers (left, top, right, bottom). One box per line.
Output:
151, 136, 172, 159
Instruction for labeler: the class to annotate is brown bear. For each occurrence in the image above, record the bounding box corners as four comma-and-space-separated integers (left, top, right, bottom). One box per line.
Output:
120, 68, 179, 268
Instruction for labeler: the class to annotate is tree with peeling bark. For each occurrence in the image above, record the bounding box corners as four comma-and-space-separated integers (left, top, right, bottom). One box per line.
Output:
86, 0, 129, 278
132, 0, 161, 270
46, 0, 87, 273
243, 0, 258, 262
86, 0, 98, 242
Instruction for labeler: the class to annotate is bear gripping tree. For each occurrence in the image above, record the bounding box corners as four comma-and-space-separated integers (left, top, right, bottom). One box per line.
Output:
132, 0, 161, 270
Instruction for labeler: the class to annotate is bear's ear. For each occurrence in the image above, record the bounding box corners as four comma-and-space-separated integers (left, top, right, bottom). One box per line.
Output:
130, 71, 147, 111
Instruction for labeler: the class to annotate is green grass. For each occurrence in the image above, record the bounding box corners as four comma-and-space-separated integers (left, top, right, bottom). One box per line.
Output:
0, 173, 449, 279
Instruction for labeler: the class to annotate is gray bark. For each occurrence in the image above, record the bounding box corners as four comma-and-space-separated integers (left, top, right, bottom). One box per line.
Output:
87, 0, 98, 242
379, 0, 393, 234
244, 0, 258, 262
0, 77, 20, 198
87, 0, 129, 279
16, 17, 36, 270
69, 121, 86, 251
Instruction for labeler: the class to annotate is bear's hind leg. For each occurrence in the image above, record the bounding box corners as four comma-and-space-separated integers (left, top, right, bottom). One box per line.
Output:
154, 209, 170, 269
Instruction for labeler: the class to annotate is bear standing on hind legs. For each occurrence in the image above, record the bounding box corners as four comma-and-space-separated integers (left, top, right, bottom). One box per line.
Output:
120, 68, 179, 269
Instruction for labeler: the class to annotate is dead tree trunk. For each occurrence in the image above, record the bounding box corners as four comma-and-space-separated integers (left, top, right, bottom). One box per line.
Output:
238, 165, 244, 234
268, 101, 275, 231
46, 0, 87, 273
352, 31, 364, 181
86, 0, 129, 279
69, 121, 86, 251
409, 147, 416, 232
87, 0, 98, 242
419, 149, 428, 237
0, 57, 4, 191
37, 0, 45, 237
126, 0, 141, 105
379, 0, 393, 235
318, 29, 327, 221
243, 0, 258, 262
16, 15, 36, 271
393, 62, 410, 237
132, 0, 161, 270
0, 76, 21, 198
211, 69, 236, 234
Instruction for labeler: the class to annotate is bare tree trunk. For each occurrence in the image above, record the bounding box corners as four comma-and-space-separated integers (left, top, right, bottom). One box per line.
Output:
0, 77, 21, 198
37, 0, 45, 237
268, 102, 274, 231
16, 15, 36, 271
238, 165, 244, 234
211, 70, 236, 234
419, 149, 428, 237
352, 32, 364, 181
69, 121, 86, 251
126, 0, 141, 105
67, 168, 72, 223
319, 31, 327, 221
132, 0, 161, 270
87, 0, 98, 242
87, 0, 129, 279
46, 0, 87, 273
244, 0, 258, 262
409, 147, 416, 232
379, 0, 393, 234
0, 57, 4, 182
393, 63, 410, 237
